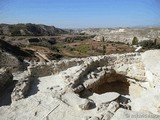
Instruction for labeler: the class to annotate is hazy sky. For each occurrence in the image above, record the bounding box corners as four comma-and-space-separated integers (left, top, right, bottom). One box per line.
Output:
0, 0, 160, 28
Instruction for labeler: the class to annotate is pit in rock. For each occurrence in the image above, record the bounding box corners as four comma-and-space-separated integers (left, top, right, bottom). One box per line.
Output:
89, 73, 130, 95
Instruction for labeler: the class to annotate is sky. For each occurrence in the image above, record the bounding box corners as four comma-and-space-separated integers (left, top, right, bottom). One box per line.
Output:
0, 0, 160, 28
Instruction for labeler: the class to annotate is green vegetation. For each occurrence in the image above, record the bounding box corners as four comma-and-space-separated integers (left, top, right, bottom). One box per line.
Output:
102, 37, 105, 42
0, 23, 66, 36
24, 35, 135, 58
10, 25, 22, 36
154, 39, 157, 45
102, 45, 106, 55
139, 40, 160, 49
75, 45, 90, 53
11, 29, 21, 36
26, 23, 41, 35
65, 39, 74, 43
132, 37, 138, 45
30, 40, 59, 52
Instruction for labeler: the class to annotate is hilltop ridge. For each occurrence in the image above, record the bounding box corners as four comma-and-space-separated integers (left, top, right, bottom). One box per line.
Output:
0, 23, 67, 36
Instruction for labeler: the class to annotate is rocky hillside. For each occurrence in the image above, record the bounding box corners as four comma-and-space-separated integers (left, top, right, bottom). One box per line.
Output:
80, 28, 160, 44
0, 40, 32, 60
0, 23, 67, 36
0, 40, 39, 71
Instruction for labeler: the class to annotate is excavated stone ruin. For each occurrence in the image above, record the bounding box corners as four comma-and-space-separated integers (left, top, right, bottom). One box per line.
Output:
1, 50, 160, 120
89, 73, 129, 95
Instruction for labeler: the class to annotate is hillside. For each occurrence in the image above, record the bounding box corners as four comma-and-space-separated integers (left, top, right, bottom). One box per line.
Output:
0, 23, 67, 36
1, 25, 160, 62
80, 28, 160, 44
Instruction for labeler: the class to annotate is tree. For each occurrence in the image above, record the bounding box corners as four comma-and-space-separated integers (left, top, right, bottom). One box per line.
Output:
154, 39, 157, 45
102, 36, 105, 42
102, 45, 106, 55
71, 39, 74, 43
91, 46, 95, 50
132, 37, 138, 45
139, 40, 154, 49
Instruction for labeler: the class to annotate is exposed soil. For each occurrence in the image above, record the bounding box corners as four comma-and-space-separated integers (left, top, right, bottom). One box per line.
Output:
1, 35, 135, 61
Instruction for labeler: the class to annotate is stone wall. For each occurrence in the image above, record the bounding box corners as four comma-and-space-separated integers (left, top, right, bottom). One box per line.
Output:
28, 52, 144, 78
11, 51, 157, 102
27, 52, 147, 90
29, 58, 85, 77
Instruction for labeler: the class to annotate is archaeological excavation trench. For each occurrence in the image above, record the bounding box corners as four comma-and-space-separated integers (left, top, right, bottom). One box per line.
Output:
1, 51, 160, 120
89, 73, 130, 95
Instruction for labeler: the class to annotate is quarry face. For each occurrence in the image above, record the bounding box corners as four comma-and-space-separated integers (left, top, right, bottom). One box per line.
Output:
0, 50, 160, 120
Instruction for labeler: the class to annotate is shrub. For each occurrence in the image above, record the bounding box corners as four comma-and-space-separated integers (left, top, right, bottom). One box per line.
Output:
76, 45, 89, 53
132, 37, 138, 45
70, 48, 75, 51
30, 40, 59, 52
154, 39, 157, 45
139, 40, 160, 49
10, 26, 21, 36
102, 45, 106, 55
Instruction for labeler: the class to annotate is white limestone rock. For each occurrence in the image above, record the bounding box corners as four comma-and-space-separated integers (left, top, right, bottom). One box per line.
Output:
107, 101, 119, 114
89, 92, 120, 105
11, 76, 31, 101
111, 108, 160, 120
142, 50, 160, 87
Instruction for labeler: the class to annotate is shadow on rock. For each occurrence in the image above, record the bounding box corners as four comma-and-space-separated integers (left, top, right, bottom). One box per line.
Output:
27, 77, 40, 97
0, 80, 17, 107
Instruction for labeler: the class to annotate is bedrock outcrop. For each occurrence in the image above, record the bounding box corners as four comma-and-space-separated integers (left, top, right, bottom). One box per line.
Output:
0, 67, 13, 90
81, 28, 160, 44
